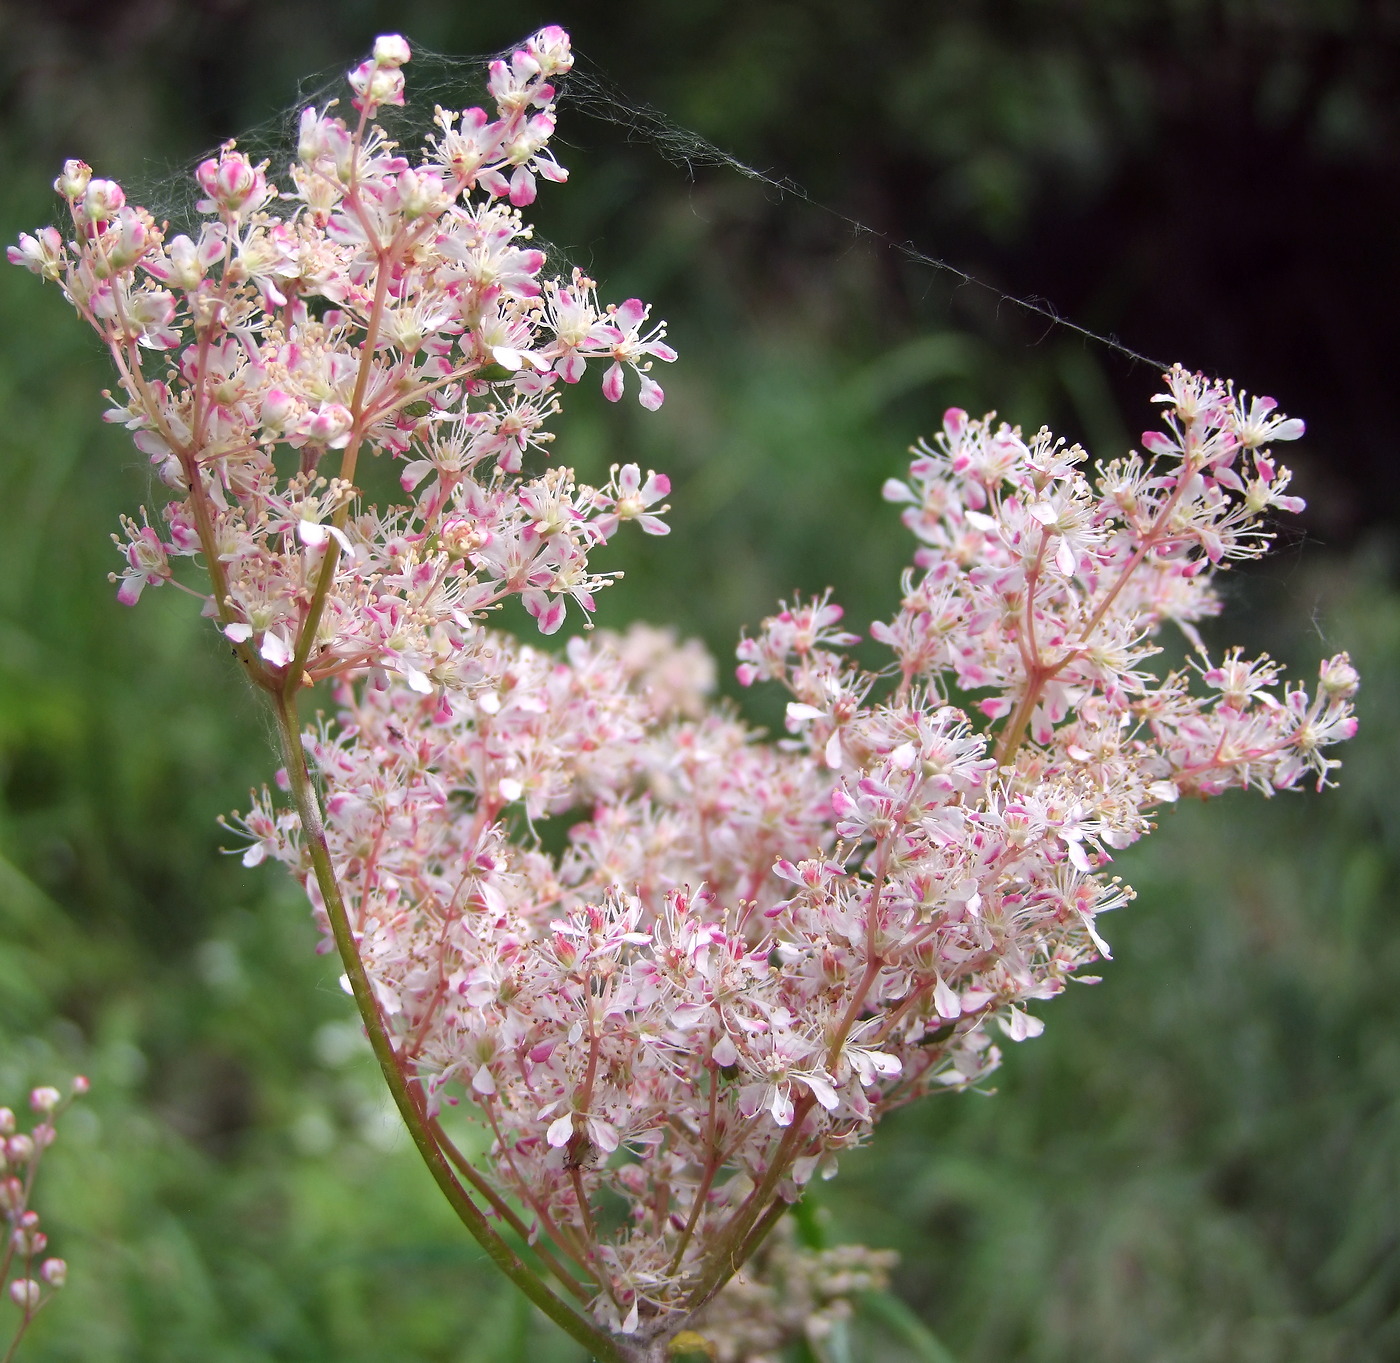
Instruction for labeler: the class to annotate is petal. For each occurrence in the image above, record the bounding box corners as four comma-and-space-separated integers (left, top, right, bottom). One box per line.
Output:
637, 374, 664, 410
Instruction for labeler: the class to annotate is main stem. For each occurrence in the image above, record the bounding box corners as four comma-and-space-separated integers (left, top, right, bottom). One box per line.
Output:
269, 690, 630, 1363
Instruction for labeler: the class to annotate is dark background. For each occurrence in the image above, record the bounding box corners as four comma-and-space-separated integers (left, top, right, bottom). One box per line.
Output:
5, 0, 1398, 539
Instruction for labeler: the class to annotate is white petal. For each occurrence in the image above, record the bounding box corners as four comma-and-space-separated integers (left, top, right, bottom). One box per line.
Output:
260, 630, 292, 667
587, 1117, 619, 1153
934, 977, 961, 1020
802, 1072, 840, 1111
1080, 910, 1113, 959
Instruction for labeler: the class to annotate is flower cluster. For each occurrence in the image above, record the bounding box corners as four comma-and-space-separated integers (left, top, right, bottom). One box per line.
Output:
9, 25, 676, 703
2, 1080, 85, 1358
232, 374, 1356, 1340
12, 25, 1359, 1362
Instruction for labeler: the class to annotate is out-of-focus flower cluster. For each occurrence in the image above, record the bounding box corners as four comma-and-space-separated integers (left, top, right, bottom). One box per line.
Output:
12, 24, 1360, 1354
691, 1221, 898, 1363
2, 1080, 85, 1357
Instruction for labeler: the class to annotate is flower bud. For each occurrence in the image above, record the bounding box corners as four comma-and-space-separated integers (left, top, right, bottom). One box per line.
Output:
1319, 653, 1360, 700
0, 1108, 14, 1136
260, 387, 298, 434
439, 517, 488, 559
105, 208, 154, 271
302, 402, 354, 449
81, 178, 126, 224
348, 60, 405, 114
71, 1075, 90, 1096
5, 1134, 34, 1165
527, 25, 574, 77
29, 1083, 63, 1120
372, 34, 411, 68
11, 1222, 47, 1256
40, 1258, 67, 1289
196, 150, 267, 214
8, 1278, 40, 1312
53, 158, 92, 200
396, 167, 448, 221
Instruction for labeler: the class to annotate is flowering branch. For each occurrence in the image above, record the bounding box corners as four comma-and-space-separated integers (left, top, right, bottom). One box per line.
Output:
2, 1081, 86, 1363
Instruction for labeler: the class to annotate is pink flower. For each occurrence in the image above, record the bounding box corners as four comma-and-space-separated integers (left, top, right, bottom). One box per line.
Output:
598, 298, 678, 409
593, 465, 671, 539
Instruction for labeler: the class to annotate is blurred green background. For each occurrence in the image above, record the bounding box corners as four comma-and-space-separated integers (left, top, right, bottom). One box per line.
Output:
1, 1, 1397, 1360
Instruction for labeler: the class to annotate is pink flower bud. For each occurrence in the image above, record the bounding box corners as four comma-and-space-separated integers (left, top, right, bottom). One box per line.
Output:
261, 387, 298, 433
29, 1087, 60, 1115
81, 178, 126, 224
396, 167, 448, 220
302, 403, 354, 449
348, 60, 405, 114
0, 1108, 13, 1136
53, 158, 92, 200
11, 1223, 47, 1256
1319, 653, 1360, 699
40, 1258, 67, 1289
105, 207, 153, 271
196, 150, 267, 213
8, 1278, 40, 1312
527, 25, 573, 76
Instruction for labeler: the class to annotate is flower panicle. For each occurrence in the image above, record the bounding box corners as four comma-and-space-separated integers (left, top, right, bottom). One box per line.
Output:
10, 27, 675, 698
1, 1079, 86, 1356
11, 25, 1359, 1356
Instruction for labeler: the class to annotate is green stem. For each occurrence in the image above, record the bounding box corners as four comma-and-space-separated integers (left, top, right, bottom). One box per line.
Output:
269, 691, 629, 1363
429, 1117, 594, 1303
